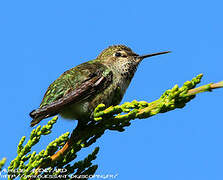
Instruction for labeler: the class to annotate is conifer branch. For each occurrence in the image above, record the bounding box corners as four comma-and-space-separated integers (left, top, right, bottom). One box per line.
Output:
0, 158, 6, 171
4, 74, 223, 179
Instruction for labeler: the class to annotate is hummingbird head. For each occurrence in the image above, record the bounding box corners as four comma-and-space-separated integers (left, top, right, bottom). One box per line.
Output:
97, 45, 138, 64
97, 44, 170, 65
97, 45, 170, 75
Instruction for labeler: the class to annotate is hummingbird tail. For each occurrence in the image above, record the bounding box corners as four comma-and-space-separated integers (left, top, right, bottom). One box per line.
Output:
29, 109, 54, 127
30, 116, 44, 127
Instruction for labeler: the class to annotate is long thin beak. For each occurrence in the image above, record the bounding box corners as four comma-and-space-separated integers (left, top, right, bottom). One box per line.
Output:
136, 51, 171, 62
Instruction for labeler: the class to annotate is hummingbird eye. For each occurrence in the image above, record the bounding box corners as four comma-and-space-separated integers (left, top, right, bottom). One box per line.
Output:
114, 52, 122, 57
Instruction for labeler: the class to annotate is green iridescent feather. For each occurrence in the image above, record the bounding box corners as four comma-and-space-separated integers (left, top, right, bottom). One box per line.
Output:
40, 61, 107, 108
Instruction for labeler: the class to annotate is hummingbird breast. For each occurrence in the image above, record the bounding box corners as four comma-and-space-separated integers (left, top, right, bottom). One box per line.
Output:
97, 60, 139, 105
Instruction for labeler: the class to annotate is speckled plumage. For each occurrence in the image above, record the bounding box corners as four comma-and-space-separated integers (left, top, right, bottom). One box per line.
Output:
30, 45, 170, 127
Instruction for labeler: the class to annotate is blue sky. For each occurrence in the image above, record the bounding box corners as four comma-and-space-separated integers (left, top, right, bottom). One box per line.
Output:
0, 0, 222, 179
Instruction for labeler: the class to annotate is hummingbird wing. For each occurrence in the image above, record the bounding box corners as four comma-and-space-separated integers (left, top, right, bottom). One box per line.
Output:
30, 61, 113, 127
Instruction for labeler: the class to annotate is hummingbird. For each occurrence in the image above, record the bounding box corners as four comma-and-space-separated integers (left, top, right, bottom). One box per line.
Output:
30, 45, 170, 127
